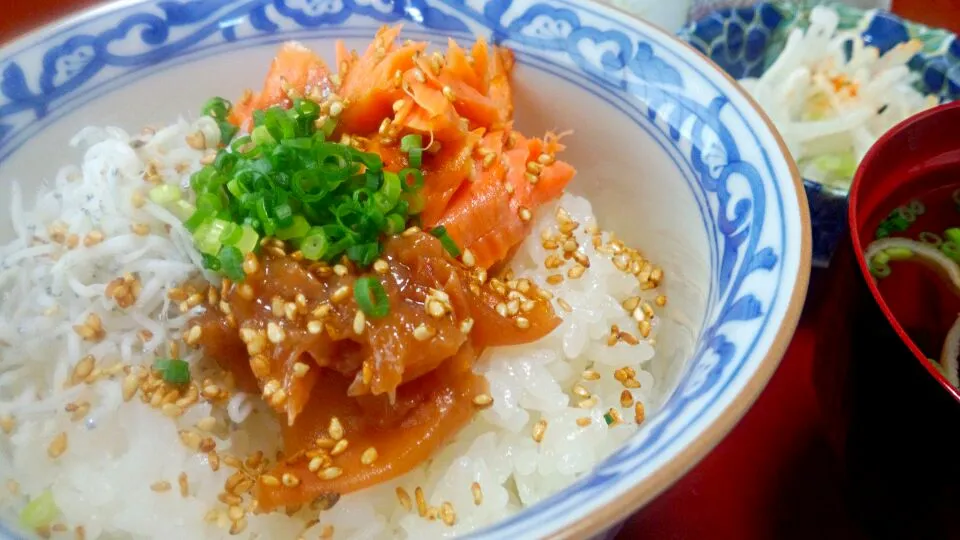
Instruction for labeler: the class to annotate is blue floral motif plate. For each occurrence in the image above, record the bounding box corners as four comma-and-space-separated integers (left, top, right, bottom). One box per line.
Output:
680, 0, 960, 266
0, 1, 809, 538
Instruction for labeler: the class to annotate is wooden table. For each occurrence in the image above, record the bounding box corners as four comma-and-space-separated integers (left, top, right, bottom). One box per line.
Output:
3, 2, 957, 539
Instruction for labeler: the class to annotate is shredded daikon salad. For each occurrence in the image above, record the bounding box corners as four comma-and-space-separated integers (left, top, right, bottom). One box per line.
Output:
740, 6, 939, 188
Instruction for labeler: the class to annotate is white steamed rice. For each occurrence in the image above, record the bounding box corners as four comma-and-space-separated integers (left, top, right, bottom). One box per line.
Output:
0, 120, 664, 539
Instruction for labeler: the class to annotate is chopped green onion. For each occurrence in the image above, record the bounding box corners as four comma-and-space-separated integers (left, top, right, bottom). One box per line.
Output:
354, 277, 390, 318
408, 147, 423, 168
603, 412, 615, 426
346, 243, 380, 266
184, 94, 427, 278
895, 206, 916, 224
154, 358, 191, 384
400, 134, 422, 153
234, 225, 259, 253
19, 490, 58, 529
908, 199, 926, 216
301, 229, 330, 261
942, 241, 960, 263
430, 226, 461, 257
402, 192, 425, 215
219, 246, 245, 281
201, 97, 238, 143
885, 247, 913, 260
399, 168, 424, 192
251, 125, 276, 146
919, 231, 943, 246
202, 97, 232, 120
946, 228, 960, 246
170, 200, 197, 221
276, 215, 310, 240
201, 253, 221, 271
385, 213, 406, 235
870, 259, 891, 278
149, 184, 182, 205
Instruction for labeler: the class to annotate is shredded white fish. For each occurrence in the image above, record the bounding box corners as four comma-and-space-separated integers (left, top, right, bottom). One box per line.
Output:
741, 6, 938, 188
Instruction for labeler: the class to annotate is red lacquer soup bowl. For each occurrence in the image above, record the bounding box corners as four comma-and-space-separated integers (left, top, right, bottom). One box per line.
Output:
814, 101, 960, 539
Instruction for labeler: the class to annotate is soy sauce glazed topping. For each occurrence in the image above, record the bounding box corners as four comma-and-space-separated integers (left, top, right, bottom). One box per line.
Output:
191, 230, 560, 512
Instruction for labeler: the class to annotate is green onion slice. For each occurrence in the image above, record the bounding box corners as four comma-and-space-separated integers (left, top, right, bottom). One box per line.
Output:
399, 168, 424, 192
19, 490, 58, 529
149, 184, 182, 205
430, 226, 461, 257
354, 276, 390, 318
154, 358, 191, 384
400, 134, 423, 153
408, 147, 423, 168
946, 228, 960, 246
219, 246, 245, 280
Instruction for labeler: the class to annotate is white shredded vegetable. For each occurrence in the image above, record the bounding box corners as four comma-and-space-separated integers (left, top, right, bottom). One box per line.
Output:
742, 6, 938, 188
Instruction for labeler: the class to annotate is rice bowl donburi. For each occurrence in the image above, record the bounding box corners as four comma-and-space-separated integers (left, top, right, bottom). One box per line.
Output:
0, 28, 673, 539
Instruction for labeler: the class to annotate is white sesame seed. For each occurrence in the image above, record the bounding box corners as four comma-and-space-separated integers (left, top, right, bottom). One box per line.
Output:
293, 362, 310, 378
320, 467, 343, 480
396, 487, 413, 510
413, 324, 435, 341
331, 286, 350, 303
461, 249, 476, 267
307, 320, 323, 334
361, 447, 378, 465
197, 416, 218, 432
471, 482, 483, 505
353, 310, 366, 335
0, 415, 15, 434
328, 417, 344, 441
162, 403, 184, 418
267, 322, 285, 344
261, 475, 280, 487
441, 502, 456, 526
150, 481, 171, 493
242, 253, 260, 275
47, 432, 67, 459
532, 419, 547, 443
472, 394, 493, 408
331, 439, 349, 456
459, 318, 474, 334
427, 300, 446, 318
373, 259, 390, 274
282, 473, 301, 487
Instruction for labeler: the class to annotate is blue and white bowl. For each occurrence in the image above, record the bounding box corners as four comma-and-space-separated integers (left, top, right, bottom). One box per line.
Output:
0, 1, 809, 538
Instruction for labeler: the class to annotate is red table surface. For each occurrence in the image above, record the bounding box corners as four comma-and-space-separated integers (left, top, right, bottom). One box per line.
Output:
2, 2, 958, 539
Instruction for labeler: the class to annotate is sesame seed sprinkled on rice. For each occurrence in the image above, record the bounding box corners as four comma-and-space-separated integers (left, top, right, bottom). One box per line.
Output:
396, 487, 413, 511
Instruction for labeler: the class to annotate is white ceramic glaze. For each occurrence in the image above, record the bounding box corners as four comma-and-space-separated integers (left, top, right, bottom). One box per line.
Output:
0, 1, 810, 538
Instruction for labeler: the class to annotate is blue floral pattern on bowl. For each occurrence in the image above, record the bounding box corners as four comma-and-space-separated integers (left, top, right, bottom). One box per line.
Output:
680, 1, 959, 266
0, 1, 807, 538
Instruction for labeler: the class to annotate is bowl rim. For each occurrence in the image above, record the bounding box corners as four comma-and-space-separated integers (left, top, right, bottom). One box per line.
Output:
0, 1, 812, 537
848, 100, 960, 404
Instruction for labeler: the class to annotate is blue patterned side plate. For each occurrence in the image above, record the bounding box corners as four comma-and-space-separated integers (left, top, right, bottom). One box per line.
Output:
680, 1, 960, 266
0, 1, 808, 538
